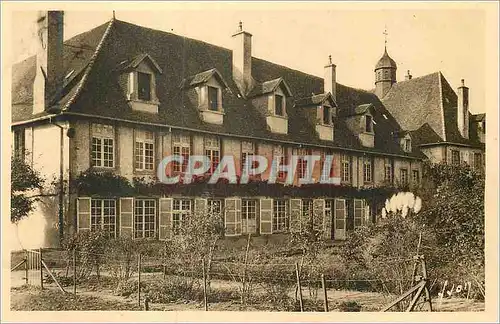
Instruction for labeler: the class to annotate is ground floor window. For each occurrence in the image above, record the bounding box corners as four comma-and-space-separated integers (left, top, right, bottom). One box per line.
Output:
173, 199, 192, 235
273, 200, 288, 232
325, 199, 334, 239
208, 199, 223, 214
91, 199, 116, 237
242, 199, 257, 234
134, 199, 156, 239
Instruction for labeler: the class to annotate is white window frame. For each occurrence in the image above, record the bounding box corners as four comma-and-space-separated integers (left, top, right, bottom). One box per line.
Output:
241, 141, 256, 174
400, 168, 408, 185
91, 124, 115, 168
341, 154, 351, 183
90, 198, 117, 238
363, 157, 372, 183
172, 133, 191, 172
172, 198, 192, 235
204, 136, 221, 174
274, 94, 285, 117
134, 199, 156, 239
242, 199, 257, 234
273, 199, 289, 233
135, 130, 155, 171
451, 150, 460, 165
207, 85, 222, 112
208, 199, 223, 214
273, 146, 288, 181
322, 104, 332, 125
412, 169, 420, 184
384, 164, 392, 182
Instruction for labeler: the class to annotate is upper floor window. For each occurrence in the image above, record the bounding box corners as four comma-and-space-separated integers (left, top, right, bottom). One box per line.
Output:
13, 129, 25, 160
341, 154, 351, 183
365, 115, 373, 133
323, 105, 332, 125
384, 163, 392, 183
137, 72, 152, 101
297, 148, 312, 179
273, 146, 288, 181
91, 124, 114, 168
172, 133, 191, 173
204, 136, 220, 174
412, 170, 420, 184
241, 141, 256, 173
404, 138, 411, 152
400, 168, 408, 185
451, 150, 460, 165
363, 157, 372, 183
274, 94, 284, 116
320, 152, 335, 179
135, 130, 155, 171
208, 86, 219, 111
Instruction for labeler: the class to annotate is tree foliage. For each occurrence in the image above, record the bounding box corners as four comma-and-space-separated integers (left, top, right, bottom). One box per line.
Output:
11, 156, 44, 223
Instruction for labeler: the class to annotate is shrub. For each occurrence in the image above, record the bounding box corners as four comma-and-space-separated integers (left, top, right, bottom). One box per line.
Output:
338, 300, 362, 312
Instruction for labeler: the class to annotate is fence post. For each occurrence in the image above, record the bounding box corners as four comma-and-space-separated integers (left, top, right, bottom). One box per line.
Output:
39, 248, 43, 289
321, 274, 329, 312
73, 249, 77, 295
202, 259, 208, 311
295, 262, 303, 312
24, 250, 28, 285
144, 296, 150, 311
137, 254, 142, 307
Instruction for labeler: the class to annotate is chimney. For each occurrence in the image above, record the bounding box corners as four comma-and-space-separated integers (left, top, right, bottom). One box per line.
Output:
324, 55, 337, 101
231, 21, 254, 96
457, 79, 470, 139
405, 70, 412, 81
33, 11, 64, 114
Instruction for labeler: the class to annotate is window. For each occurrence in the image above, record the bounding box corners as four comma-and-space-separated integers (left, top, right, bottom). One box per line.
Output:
274, 146, 288, 181
354, 199, 364, 229
172, 199, 191, 235
137, 72, 152, 101
365, 115, 373, 133
208, 86, 219, 111
363, 157, 372, 183
172, 133, 191, 173
341, 154, 351, 183
274, 94, 284, 116
91, 124, 114, 168
90, 199, 116, 238
302, 199, 313, 219
273, 200, 288, 232
241, 141, 256, 173
204, 136, 220, 174
242, 199, 257, 234
451, 150, 460, 165
297, 149, 311, 179
412, 170, 420, 184
400, 168, 408, 185
135, 130, 155, 171
208, 199, 223, 214
323, 105, 332, 125
134, 199, 156, 239
320, 152, 335, 179
474, 153, 483, 171
404, 139, 411, 152
325, 199, 333, 238
13, 129, 25, 159
384, 164, 392, 183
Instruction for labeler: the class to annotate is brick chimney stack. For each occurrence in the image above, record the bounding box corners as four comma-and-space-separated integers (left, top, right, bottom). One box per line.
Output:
33, 11, 64, 114
457, 79, 470, 139
324, 55, 337, 101
405, 70, 412, 81
231, 21, 255, 97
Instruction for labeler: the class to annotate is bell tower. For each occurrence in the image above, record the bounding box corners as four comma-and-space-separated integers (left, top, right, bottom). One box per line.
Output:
374, 28, 397, 98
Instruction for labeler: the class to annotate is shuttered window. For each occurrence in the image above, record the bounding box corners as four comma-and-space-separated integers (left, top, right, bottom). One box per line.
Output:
90, 199, 117, 238
242, 199, 257, 234
273, 199, 289, 233
172, 199, 192, 235
134, 199, 156, 239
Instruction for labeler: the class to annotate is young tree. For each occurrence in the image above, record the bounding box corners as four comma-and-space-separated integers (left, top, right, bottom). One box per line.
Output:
11, 156, 44, 223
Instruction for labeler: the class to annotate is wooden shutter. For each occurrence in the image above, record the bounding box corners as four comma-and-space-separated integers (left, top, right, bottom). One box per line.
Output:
313, 199, 326, 234
77, 197, 91, 232
224, 198, 242, 236
334, 199, 346, 240
364, 201, 371, 225
324, 200, 333, 239
260, 198, 273, 234
289, 199, 302, 233
119, 197, 134, 238
194, 198, 207, 215
158, 198, 173, 240
354, 199, 364, 228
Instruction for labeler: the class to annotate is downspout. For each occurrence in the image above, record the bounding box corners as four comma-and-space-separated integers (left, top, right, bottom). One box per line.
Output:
50, 117, 65, 245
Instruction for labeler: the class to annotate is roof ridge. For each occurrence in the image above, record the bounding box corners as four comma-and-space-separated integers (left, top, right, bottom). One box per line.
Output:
62, 18, 115, 111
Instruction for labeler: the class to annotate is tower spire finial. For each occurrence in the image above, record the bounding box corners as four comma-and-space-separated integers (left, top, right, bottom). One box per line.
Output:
383, 25, 388, 51
238, 21, 243, 31
112, 10, 115, 20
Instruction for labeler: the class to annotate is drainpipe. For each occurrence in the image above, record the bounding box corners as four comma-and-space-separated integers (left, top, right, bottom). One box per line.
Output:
50, 117, 65, 245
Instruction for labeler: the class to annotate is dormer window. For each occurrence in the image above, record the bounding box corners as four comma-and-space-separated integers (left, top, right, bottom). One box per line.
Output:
208, 86, 219, 111
404, 138, 411, 152
274, 94, 284, 116
323, 105, 332, 125
137, 72, 152, 101
365, 115, 373, 133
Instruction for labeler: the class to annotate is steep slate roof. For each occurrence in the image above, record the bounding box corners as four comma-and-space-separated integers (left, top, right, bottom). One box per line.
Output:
247, 77, 293, 98
295, 93, 335, 107
471, 113, 485, 122
11, 19, 422, 159
180, 68, 229, 89
381, 72, 483, 148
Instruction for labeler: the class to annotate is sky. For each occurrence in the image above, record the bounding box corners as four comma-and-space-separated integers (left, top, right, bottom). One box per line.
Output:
8, 2, 494, 114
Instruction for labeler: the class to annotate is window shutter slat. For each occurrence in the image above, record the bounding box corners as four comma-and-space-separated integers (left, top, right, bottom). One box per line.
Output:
159, 198, 173, 240
77, 197, 91, 232
313, 199, 326, 237
119, 197, 134, 238
334, 199, 346, 240
224, 198, 242, 236
259, 198, 273, 234
289, 199, 302, 233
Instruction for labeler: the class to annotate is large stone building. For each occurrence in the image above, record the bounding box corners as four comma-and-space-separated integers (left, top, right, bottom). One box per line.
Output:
11, 12, 485, 246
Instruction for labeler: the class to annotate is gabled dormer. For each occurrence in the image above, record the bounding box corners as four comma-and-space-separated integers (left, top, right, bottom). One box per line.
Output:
181, 68, 229, 125
471, 113, 485, 143
339, 103, 375, 148
393, 130, 413, 153
119, 53, 162, 114
295, 92, 337, 141
248, 77, 293, 134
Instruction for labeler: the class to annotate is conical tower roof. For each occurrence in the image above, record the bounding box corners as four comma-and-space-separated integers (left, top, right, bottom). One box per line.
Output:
375, 47, 397, 70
